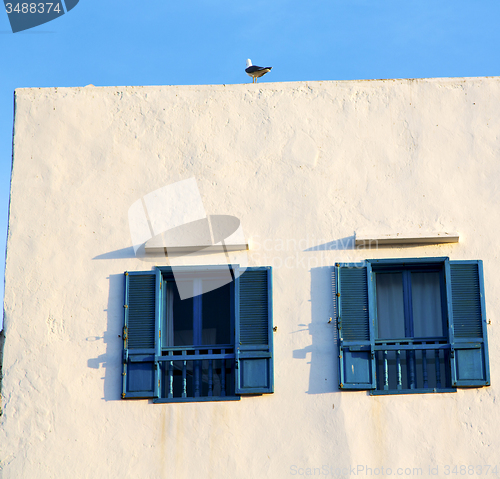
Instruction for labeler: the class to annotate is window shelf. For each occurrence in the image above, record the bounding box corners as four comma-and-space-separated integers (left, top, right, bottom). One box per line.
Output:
355, 233, 459, 247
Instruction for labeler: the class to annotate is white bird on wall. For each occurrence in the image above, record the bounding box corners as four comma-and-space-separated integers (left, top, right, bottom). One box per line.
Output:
245, 59, 272, 83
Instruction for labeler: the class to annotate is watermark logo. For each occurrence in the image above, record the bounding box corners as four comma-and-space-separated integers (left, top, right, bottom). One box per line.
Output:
4, 0, 79, 33
128, 178, 248, 299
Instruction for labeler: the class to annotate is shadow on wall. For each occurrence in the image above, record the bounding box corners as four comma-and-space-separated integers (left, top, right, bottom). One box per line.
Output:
292, 266, 339, 394
93, 247, 136, 260
303, 236, 354, 252
87, 273, 125, 401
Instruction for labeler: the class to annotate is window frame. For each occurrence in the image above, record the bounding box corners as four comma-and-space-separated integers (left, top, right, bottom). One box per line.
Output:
371, 260, 448, 342
157, 266, 237, 401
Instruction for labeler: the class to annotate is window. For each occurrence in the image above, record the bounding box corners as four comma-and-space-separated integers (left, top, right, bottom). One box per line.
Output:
122, 265, 273, 402
336, 258, 490, 395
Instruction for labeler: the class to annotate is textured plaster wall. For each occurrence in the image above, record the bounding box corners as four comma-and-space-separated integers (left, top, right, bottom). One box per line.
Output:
1, 78, 500, 478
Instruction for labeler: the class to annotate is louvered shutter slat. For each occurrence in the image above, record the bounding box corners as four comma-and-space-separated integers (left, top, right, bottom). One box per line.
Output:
450, 264, 483, 338
127, 275, 156, 349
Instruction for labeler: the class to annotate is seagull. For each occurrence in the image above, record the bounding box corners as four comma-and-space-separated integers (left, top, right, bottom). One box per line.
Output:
245, 59, 272, 83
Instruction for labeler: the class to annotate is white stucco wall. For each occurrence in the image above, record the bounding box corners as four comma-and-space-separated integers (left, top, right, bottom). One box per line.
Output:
1, 78, 499, 478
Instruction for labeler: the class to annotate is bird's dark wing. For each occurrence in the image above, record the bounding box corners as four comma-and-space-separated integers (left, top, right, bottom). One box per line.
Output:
245, 66, 264, 74
246, 65, 272, 73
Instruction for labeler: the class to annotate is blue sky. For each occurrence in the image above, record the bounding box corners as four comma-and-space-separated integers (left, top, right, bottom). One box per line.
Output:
1, 0, 500, 329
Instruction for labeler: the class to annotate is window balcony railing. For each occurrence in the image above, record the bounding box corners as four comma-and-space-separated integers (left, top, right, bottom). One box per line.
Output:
372, 338, 454, 394
158, 346, 236, 400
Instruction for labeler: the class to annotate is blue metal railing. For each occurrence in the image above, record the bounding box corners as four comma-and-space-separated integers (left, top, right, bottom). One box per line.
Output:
374, 338, 452, 392
158, 346, 235, 399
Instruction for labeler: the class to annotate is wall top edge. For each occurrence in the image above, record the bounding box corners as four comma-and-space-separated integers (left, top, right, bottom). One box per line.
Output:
13, 76, 500, 94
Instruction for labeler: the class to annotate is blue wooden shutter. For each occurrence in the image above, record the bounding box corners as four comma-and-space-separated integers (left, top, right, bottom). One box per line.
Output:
337, 264, 375, 390
235, 267, 274, 394
447, 260, 490, 387
122, 270, 161, 399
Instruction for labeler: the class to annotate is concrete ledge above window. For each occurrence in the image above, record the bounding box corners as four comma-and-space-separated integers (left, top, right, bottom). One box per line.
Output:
355, 232, 459, 247
143, 216, 249, 254
144, 240, 249, 254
